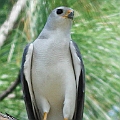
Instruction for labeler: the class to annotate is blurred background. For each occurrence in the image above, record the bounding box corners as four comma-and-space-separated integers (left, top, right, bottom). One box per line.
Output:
0, 0, 120, 119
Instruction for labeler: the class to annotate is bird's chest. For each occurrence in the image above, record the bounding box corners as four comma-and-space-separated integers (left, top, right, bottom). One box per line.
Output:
33, 39, 71, 66
32, 39, 72, 87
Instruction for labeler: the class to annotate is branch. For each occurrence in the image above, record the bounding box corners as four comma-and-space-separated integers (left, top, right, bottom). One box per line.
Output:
0, 0, 27, 47
0, 73, 20, 101
0, 113, 17, 120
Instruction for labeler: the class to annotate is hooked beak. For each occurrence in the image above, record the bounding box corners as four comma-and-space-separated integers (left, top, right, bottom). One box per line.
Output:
63, 10, 74, 20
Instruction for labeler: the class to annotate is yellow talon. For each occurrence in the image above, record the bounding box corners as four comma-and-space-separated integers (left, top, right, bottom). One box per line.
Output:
64, 118, 68, 120
43, 112, 48, 120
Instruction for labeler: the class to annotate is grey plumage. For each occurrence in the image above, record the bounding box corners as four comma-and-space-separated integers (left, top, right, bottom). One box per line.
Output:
20, 6, 85, 120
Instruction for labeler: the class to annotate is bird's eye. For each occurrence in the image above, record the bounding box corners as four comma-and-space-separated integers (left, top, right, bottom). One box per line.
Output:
56, 9, 63, 14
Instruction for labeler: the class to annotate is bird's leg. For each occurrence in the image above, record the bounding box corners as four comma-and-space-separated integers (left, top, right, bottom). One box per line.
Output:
64, 118, 68, 120
43, 112, 48, 120
63, 86, 76, 120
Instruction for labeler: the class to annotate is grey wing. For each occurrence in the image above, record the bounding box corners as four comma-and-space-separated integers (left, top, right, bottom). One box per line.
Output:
70, 41, 85, 120
20, 44, 40, 120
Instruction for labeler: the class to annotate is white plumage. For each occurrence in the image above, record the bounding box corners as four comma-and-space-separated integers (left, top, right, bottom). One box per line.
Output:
21, 6, 85, 120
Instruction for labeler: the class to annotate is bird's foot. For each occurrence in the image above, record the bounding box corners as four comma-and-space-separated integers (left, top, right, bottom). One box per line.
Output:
43, 112, 48, 120
64, 118, 68, 120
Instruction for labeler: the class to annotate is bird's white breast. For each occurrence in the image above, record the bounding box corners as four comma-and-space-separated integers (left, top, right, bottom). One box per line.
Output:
31, 37, 76, 120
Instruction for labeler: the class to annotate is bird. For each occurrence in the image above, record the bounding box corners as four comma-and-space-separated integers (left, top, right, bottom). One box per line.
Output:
20, 6, 85, 120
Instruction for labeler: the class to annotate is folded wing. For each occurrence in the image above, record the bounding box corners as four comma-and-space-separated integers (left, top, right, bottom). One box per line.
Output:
70, 41, 85, 120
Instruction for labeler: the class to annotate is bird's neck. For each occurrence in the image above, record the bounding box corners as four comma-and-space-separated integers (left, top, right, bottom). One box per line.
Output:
39, 25, 71, 40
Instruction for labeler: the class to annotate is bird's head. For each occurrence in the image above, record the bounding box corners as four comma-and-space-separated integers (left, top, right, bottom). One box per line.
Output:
45, 6, 74, 31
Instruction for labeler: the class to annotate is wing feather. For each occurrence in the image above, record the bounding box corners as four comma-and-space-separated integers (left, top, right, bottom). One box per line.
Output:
70, 41, 85, 120
20, 43, 40, 120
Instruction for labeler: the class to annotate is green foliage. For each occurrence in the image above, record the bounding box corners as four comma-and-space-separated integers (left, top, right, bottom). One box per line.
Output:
0, 0, 15, 25
0, 0, 120, 119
